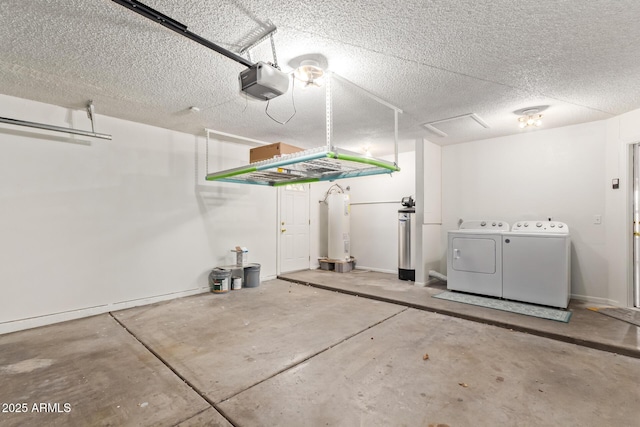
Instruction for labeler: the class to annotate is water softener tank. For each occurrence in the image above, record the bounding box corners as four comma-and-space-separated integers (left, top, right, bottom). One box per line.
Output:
328, 193, 350, 260
398, 196, 416, 281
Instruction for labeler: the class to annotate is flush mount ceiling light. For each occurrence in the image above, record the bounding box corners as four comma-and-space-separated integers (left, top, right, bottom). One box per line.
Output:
518, 110, 543, 128
514, 105, 549, 129
293, 60, 324, 87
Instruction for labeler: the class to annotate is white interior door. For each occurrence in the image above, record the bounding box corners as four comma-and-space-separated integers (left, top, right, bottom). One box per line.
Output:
279, 184, 310, 273
633, 144, 640, 308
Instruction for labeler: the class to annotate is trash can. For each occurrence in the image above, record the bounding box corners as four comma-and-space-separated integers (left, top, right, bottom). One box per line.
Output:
208, 268, 231, 293
243, 264, 261, 288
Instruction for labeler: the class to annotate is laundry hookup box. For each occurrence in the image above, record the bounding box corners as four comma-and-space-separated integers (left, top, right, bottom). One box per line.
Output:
249, 142, 303, 163
232, 246, 249, 267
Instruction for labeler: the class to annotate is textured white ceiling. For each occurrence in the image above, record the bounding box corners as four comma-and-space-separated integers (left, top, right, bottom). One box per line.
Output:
1, 0, 639, 154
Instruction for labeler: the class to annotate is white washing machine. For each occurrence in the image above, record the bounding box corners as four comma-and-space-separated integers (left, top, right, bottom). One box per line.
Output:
447, 220, 510, 297
502, 221, 571, 308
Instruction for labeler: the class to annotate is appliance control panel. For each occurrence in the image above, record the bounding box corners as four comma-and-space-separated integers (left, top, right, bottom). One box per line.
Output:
511, 221, 569, 233
459, 220, 510, 231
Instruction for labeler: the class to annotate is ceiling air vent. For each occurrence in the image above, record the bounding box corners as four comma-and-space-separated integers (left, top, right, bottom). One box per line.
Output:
421, 113, 489, 138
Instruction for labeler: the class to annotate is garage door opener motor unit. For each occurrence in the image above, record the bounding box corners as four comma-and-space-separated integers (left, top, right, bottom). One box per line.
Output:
239, 62, 290, 101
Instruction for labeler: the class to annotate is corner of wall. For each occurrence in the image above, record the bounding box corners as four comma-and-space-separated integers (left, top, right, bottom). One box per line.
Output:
415, 138, 443, 285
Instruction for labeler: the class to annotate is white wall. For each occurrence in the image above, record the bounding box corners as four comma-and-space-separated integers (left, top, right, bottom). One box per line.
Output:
442, 121, 608, 302
310, 151, 415, 272
0, 94, 277, 333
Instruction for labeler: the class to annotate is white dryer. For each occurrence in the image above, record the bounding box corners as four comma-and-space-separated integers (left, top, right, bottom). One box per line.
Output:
502, 221, 571, 308
447, 220, 510, 297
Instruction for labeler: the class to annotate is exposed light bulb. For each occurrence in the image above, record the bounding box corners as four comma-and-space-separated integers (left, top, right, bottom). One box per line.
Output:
517, 112, 544, 129
293, 60, 324, 87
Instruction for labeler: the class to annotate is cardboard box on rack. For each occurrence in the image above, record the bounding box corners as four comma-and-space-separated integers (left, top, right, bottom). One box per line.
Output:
249, 142, 303, 163
232, 246, 249, 267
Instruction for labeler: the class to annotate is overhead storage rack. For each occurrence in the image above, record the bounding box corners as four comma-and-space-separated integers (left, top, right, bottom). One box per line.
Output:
205, 146, 400, 186
205, 73, 403, 186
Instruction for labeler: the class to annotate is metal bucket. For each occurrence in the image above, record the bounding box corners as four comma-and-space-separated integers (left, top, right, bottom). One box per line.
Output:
208, 268, 231, 293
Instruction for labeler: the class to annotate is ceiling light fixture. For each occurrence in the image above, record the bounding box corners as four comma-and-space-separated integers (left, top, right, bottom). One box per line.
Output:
293, 60, 324, 87
518, 110, 543, 129
514, 106, 549, 129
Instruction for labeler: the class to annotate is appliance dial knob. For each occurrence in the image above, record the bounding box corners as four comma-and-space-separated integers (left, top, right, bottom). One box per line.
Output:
550, 223, 555, 227
498, 222, 503, 227
481, 221, 486, 226
516, 223, 521, 227
524, 223, 529, 227
536, 222, 542, 227
492, 222, 496, 226
559, 224, 564, 228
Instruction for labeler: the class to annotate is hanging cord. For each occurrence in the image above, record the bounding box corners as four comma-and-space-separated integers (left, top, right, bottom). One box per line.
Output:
242, 90, 249, 113
265, 75, 296, 125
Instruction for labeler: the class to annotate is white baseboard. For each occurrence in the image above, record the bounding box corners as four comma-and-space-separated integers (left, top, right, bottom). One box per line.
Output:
570, 293, 620, 307
0, 287, 210, 336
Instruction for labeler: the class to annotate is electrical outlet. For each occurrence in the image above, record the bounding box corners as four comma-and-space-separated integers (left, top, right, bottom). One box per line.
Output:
594, 215, 602, 225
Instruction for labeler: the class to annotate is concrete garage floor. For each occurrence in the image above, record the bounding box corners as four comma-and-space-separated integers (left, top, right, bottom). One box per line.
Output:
280, 269, 640, 359
0, 278, 639, 426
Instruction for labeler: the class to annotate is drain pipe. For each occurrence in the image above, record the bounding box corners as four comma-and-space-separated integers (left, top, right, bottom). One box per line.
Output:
429, 270, 447, 282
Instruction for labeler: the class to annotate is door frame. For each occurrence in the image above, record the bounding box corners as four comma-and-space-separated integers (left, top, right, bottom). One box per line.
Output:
632, 143, 640, 307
